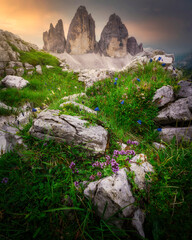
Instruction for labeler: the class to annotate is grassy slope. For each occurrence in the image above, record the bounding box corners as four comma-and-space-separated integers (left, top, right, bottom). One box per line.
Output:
0, 67, 84, 108
0, 56, 192, 240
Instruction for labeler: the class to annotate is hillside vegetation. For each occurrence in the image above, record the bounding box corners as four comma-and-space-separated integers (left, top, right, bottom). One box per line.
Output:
0, 53, 191, 240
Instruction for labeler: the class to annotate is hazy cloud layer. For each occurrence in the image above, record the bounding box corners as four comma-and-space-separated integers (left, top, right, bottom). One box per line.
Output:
0, 0, 191, 54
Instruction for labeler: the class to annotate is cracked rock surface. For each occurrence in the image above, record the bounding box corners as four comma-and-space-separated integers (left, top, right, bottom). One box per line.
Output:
84, 168, 135, 222
29, 110, 108, 155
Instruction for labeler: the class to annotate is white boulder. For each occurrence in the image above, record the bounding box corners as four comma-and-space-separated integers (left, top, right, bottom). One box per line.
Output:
1, 75, 29, 89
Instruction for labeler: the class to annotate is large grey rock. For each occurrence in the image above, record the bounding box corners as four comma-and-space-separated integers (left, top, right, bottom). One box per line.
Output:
0, 51, 10, 61
5, 68, 16, 75
35, 65, 42, 75
66, 6, 96, 54
132, 209, 145, 238
60, 101, 96, 115
1, 75, 29, 89
99, 14, 128, 57
43, 19, 66, 53
160, 126, 192, 143
0, 130, 12, 155
16, 67, 24, 77
24, 63, 34, 70
0, 62, 5, 69
176, 80, 192, 98
29, 110, 108, 154
84, 168, 135, 222
84, 168, 146, 237
129, 154, 154, 190
0, 125, 26, 155
0, 102, 17, 111
8, 61, 22, 68
153, 85, 175, 107
155, 97, 192, 124
127, 37, 143, 56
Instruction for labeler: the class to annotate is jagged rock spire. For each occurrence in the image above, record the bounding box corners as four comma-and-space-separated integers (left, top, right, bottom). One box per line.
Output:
99, 14, 128, 57
127, 37, 143, 56
66, 6, 96, 54
43, 19, 66, 53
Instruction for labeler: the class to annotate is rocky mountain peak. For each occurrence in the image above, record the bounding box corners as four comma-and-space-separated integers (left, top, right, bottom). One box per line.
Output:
43, 6, 143, 57
99, 13, 128, 57
66, 6, 96, 54
127, 37, 143, 56
43, 19, 66, 53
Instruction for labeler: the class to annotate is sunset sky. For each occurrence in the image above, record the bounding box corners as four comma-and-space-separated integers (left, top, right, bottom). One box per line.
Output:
1, 0, 192, 55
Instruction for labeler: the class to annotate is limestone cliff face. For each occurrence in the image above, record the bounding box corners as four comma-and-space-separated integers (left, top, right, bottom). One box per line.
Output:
66, 6, 96, 54
99, 14, 128, 58
127, 37, 143, 56
43, 19, 66, 53
0, 29, 38, 62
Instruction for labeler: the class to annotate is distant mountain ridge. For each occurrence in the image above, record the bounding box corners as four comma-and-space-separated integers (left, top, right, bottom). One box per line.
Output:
175, 51, 192, 69
43, 6, 143, 57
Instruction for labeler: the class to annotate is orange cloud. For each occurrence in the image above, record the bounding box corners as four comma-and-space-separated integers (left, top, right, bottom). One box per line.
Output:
0, 0, 68, 47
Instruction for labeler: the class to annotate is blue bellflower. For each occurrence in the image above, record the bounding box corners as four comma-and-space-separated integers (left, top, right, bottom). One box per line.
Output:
137, 120, 142, 125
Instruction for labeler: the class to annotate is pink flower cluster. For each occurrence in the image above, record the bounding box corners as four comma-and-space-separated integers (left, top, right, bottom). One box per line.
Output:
91, 149, 136, 175
69, 162, 79, 174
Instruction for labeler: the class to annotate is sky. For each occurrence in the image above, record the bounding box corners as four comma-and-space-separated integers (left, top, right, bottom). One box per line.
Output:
0, 0, 192, 55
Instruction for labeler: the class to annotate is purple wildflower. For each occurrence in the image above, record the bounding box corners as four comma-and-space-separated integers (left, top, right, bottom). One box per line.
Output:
92, 161, 100, 167
69, 162, 75, 169
89, 175, 95, 180
97, 172, 102, 177
115, 77, 118, 81
1, 177, 8, 184
74, 181, 79, 187
121, 100, 124, 104
111, 159, 119, 173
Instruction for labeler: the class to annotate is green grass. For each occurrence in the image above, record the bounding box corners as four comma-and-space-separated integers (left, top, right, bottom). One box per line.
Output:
0, 123, 139, 240
145, 142, 192, 240
0, 62, 191, 239
0, 67, 84, 109
19, 50, 60, 67
61, 61, 176, 142
8, 41, 60, 67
